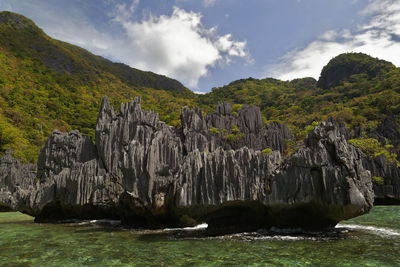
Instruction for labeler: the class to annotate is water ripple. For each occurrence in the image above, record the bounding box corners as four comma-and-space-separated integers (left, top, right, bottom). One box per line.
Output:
337, 223, 400, 237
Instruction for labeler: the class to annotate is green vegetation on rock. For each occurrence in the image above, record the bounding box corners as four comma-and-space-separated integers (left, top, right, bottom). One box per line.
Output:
296, 121, 319, 140
262, 148, 273, 155
225, 125, 245, 144
372, 176, 385, 186
207, 125, 245, 144
349, 138, 399, 165
208, 127, 220, 135
232, 104, 243, 116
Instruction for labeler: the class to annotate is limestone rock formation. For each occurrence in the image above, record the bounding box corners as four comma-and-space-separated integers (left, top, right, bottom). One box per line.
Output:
180, 102, 292, 154
350, 113, 400, 204
0, 149, 37, 212
0, 96, 374, 232
362, 155, 400, 204
37, 130, 98, 179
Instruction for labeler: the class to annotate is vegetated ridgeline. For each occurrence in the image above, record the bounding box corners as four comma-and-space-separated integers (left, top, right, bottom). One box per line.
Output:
0, 11, 399, 206
0, 97, 374, 234
0, 11, 196, 163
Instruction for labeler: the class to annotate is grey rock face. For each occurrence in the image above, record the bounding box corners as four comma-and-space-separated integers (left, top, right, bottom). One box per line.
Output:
362, 155, 400, 204
175, 120, 373, 229
174, 147, 281, 207
0, 149, 37, 212
267, 120, 374, 227
0, 97, 374, 232
37, 130, 97, 179
371, 113, 400, 203
181, 102, 292, 154
347, 113, 400, 204
374, 112, 400, 150
95, 96, 183, 206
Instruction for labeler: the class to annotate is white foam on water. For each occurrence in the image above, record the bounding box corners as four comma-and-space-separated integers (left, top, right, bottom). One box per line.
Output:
337, 224, 400, 237
76, 219, 121, 226
163, 223, 208, 232
246, 235, 315, 241
183, 223, 208, 230
210, 233, 316, 242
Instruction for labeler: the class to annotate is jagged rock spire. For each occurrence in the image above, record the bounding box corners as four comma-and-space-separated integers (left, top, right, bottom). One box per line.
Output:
0, 96, 374, 232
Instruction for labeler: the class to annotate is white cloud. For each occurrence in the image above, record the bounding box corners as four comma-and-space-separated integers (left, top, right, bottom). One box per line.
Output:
268, 0, 400, 81
175, 0, 219, 8
113, 0, 139, 22
47, 20, 115, 53
216, 34, 247, 60
115, 7, 249, 87
203, 0, 218, 7
1, 0, 248, 89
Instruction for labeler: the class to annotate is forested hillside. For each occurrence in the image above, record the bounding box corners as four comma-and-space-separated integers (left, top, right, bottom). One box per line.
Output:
0, 11, 196, 162
199, 52, 400, 165
200, 53, 399, 134
1, 11, 399, 166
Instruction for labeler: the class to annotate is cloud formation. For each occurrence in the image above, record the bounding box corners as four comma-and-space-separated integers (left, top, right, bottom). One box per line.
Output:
112, 0, 139, 22
115, 6, 249, 87
269, 0, 400, 81
203, 0, 218, 7
175, 0, 219, 8
0, 0, 248, 88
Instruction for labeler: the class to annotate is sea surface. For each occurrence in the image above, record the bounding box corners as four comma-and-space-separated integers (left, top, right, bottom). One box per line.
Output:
0, 206, 399, 266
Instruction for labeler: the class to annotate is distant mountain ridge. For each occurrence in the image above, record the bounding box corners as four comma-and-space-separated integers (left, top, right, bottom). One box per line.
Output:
0, 11, 190, 93
1, 11, 400, 174
0, 11, 196, 162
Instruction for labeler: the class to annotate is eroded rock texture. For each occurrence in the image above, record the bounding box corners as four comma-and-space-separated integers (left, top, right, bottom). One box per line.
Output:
0, 149, 36, 212
0, 97, 374, 232
348, 113, 400, 204
368, 113, 400, 204
363, 155, 400, 204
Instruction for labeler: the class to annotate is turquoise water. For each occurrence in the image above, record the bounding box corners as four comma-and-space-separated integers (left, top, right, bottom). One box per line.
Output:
0, 207, 399, 266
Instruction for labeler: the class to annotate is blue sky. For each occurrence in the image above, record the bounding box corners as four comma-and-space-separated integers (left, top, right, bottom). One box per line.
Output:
1, 0, 400, 92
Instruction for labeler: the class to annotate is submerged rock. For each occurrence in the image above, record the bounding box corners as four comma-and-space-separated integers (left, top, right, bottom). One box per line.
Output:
0, 97, 374, 233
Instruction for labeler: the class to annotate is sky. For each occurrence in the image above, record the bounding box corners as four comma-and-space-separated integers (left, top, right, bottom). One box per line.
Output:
1, 0, 400, 93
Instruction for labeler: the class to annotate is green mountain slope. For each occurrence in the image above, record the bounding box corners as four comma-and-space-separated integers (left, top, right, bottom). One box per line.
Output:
317, 52, 396, 89
0, 11, 197, 162
1, 11, 400, 166
198, 53, 400, 157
